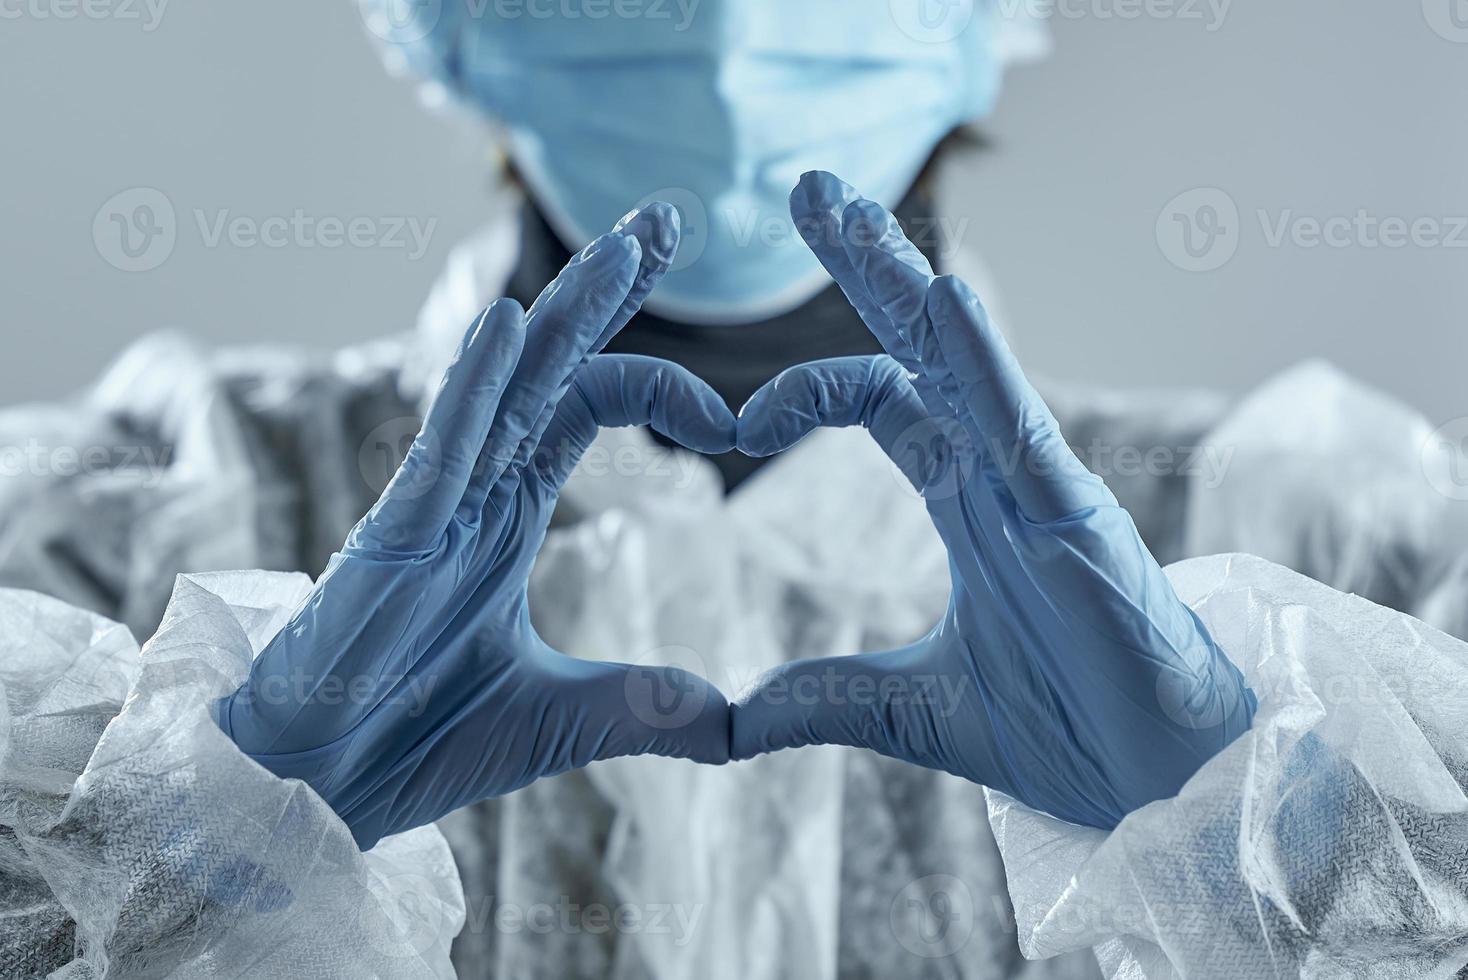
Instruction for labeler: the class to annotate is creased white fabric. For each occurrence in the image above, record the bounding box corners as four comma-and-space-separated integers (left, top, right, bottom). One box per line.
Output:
5, 215, 1466, 978
987, 554, 1468, 979
1, 573, 464, 979
457, 423, 1101, 979
1184, 361, 1468, 635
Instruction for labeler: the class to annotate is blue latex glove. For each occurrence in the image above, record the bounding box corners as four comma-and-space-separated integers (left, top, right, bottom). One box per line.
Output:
215, 205, 735, 850
732, 172, 1256, 829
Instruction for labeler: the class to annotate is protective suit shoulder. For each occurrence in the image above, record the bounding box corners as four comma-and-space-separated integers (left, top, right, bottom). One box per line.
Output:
1184, 360, 1468, 631
0, 327, 423, 638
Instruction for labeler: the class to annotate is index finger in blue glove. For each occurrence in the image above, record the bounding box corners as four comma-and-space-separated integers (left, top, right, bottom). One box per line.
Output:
351, 297, 527, 555
737, 355, 950, 494
837, 197, 941, 367
789, 172, 949, 420
460, 231, 642, 515
506, 203, 682, 475
838, 196, 1113, 523
926, 274, 1113, 521
594, 203, 682, 350
531, 354, 737, 492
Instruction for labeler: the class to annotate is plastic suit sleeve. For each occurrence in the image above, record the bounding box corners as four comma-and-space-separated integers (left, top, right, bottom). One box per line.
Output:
0, 572, 465, 979
986, 553, 1468, 979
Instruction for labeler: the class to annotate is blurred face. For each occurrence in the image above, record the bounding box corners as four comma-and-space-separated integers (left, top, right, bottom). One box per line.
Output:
366, 0, 1025, 323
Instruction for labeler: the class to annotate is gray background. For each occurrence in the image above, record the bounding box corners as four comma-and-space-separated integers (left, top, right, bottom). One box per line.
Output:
2, 2, 1466, 419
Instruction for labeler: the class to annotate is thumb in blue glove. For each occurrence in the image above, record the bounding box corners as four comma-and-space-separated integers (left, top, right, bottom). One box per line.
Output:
216, 204, 736, 850
732, 172, 1255, 830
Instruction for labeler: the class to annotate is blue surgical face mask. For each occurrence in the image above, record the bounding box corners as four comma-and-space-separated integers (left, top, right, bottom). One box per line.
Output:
366, 0, 1044, 324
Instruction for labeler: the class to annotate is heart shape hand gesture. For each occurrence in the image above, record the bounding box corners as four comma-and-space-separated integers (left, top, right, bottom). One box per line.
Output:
730, 172, 1256, 829
218, 175, 1255, 848
216, 204, 734, 850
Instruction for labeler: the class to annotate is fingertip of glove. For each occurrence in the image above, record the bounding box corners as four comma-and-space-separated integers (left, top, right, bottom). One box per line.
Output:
645, 362, 737, 455
791, 170, 854, 213
487, 293, 523, 313
710, 417, 739, 457
926, 274, 985, 322
615, 202, 680, 273
726, 670, 798, 761
733, 413, 782, 459
484, 295, 526, 328
791, 172, 862, 242
682, 682, 733, 766
733, 438, 770, 460
839, 204, 937, 311
684, 420, 738, 459
579, 230, 641, 269
727, 704, 777, 763
839, 198, 889, 246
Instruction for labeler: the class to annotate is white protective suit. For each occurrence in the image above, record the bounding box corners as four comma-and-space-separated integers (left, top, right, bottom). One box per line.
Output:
1, 575, 464, 979
3, 210, 1467, 978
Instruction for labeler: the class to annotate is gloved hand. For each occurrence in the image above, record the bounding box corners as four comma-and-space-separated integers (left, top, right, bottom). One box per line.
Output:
732, 172, 1256, 829
215, 205, 735, 850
